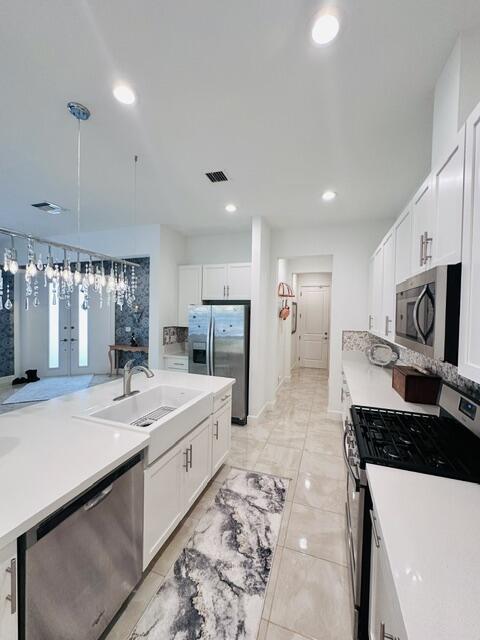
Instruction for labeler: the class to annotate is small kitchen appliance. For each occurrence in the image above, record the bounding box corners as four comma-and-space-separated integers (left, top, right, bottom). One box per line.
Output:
392, 364, 441, 404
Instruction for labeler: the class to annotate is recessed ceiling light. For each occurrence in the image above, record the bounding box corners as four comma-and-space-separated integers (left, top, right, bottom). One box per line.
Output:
225, 203, 237, 213
312, 14, 340, 45
322, 190, 337, 202
113, 85, 136, 105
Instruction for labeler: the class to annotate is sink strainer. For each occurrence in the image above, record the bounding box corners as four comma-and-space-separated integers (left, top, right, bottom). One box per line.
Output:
131, 406, 176, 428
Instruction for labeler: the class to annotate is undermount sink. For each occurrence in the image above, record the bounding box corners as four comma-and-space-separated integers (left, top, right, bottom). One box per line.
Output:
83, 385, 212, 464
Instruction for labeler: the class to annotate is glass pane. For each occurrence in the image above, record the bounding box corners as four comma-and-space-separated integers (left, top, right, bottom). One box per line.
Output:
48, 283, 59, 369
78, 290, 88, 368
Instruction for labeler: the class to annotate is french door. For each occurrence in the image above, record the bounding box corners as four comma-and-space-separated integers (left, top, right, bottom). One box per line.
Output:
48, 284, 114, 376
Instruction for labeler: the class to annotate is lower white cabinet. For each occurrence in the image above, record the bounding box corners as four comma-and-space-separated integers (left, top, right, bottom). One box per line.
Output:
182, 417, 212, 512
212, 400, 232, 474
163, 355, 188, 372
0, 542, 17, 640
369, 509, 407, 640
143, 400, 232, 569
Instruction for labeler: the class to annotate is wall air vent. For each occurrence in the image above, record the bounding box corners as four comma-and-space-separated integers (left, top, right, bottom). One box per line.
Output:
205, 171, 228, 183
31, 202, 69, 215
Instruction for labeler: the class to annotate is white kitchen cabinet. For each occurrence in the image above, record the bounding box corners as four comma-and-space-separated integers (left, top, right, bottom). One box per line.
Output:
226, 263, 251, 299
212, 400, 232, 474
394, 205, 413, 284
178, 265, 202, 326
369, 509, 407, 640
381, 229, 395, 339
163, 355, 188, 372
0, 542, 17, 640
432, 127, 466, 267
411, 175, 434, 274
202, 263, 251, 300
459, 102, 480, 384
371, 246, 383, 336
144, 443, 184, 568
182, 417, 212, 511
368, 256, 374, 331
202, 264, 228, 299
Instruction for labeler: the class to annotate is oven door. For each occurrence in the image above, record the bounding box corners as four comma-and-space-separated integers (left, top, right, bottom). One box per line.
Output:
343, 419, 365, 638
395, 266, 447, 359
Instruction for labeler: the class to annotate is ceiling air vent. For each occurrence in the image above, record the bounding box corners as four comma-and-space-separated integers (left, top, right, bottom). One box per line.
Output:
205, 171, 228, 183
31, 202, 68, 215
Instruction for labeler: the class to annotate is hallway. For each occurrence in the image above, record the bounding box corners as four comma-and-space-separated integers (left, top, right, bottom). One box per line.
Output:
230, 366, 353, 639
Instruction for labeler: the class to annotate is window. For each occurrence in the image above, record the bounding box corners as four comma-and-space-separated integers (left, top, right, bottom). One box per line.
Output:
48, 283, 59, 369
78, 290, 88, 367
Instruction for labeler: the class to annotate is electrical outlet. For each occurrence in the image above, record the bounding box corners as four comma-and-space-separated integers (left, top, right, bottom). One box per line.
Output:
125, 326, 131, 332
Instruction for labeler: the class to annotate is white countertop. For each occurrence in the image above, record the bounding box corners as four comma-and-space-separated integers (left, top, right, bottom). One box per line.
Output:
367, 464, 480, 640
342, 351, 438, 414
0, 370, 233, 550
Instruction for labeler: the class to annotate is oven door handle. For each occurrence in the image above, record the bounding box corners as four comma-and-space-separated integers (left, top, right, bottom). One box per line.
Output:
343, 429, 361, 492
412, 284, 428, 345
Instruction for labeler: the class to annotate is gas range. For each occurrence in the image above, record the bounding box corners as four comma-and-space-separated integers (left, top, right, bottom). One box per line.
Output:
350, 404, 480, 483
343, 380, 480, 640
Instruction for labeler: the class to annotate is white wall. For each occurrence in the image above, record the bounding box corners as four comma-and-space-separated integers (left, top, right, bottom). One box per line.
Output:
50, 224, 186, 368
249, 217, 272, 419
288, 255, 333, 274
268, 220, 390, 413
184, 231, 251, 265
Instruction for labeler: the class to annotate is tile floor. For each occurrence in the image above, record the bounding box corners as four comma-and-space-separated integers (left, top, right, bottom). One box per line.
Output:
106, 367, 353, 640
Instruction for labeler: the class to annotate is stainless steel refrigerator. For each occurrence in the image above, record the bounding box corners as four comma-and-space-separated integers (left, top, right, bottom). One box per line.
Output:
188, 304, 250, 425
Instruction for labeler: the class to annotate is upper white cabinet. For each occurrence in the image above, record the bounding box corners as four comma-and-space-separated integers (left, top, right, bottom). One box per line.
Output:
202, 263, 251, 300
432, 126, 466, 266
381, 229, 395, 339
371, 246, 383, 336
178, 265, 202, 326
394, 206, 413, 284
411, 176, 434, 273
212, 399, 232, 475
202, 264, 228, 300
459, 104, 480, 384
0, 542, 17, 640
227, 263, 252, 299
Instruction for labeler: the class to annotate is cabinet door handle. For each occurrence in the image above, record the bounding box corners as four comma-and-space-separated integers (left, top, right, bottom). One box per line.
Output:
227, 285, 230, 297
370, 510, 381, 548
189, 444, 193, 469
5, 558, 16, 614
223, 285, 226, 297
380, 621, 397, 640
368, 315, 373, 330
419, 234, 425, 266
183, 449, 189, 472
214, 420, 219, 440
424, 231, 433, 263
385, 315, 392, 336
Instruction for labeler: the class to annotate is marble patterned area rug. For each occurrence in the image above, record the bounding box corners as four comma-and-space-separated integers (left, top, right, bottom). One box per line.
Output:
2, 375, 94, 404
130, 468, 288, 640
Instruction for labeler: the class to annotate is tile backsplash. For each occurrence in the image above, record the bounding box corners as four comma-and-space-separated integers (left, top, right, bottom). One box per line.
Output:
0, 271, 15, 377
163, 326, 188, 346
342, 330, 480, 402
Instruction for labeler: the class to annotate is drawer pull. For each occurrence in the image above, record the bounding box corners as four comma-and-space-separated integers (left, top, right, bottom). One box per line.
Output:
220, 394, 230, 402
370, 510, 381, 548
5, 558, 16, 614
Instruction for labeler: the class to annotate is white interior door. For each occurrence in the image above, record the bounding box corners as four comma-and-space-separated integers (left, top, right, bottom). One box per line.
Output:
299, 285, 330, 369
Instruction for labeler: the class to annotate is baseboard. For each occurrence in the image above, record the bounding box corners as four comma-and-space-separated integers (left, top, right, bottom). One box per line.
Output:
0, 375, 14, 389
247, 399, 273, 425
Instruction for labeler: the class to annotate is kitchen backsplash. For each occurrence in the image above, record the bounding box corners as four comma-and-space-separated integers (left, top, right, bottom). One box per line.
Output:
342, 330, 480, 402
163, 326, 188, 345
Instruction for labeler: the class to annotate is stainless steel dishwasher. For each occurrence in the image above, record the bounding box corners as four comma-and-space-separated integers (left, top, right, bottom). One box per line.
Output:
19, 453, 144, 640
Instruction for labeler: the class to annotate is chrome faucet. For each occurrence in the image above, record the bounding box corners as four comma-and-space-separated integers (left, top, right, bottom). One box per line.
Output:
113, 359, 154, 401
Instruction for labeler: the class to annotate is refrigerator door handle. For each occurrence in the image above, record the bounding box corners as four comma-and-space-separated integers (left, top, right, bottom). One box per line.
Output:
205, 317, 211, 376
210, 316, 215, 376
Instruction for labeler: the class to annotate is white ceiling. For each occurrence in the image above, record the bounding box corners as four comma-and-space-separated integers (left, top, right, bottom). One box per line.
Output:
1, 0, 480, 237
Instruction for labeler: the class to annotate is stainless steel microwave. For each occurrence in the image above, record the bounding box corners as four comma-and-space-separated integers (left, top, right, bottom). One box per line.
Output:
395, 264, 461, 364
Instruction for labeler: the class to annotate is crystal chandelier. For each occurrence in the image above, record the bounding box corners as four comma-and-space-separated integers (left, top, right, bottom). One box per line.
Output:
0, 227, 138, 313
